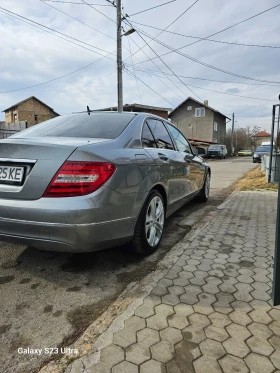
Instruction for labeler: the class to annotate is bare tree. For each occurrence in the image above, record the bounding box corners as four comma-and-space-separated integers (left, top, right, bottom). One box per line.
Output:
249, 126, 261, 149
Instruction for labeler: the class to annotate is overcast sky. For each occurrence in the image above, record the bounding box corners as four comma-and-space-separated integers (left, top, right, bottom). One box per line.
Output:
0, 0, 280, 132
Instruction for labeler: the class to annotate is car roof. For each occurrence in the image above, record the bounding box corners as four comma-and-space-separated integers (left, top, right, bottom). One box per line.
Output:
70, 111, 171, 122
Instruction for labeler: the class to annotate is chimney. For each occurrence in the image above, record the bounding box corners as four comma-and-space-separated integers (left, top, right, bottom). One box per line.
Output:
204, 100, 208, 106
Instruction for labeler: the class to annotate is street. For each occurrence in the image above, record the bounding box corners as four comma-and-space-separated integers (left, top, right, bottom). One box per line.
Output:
0, 158, 256, 373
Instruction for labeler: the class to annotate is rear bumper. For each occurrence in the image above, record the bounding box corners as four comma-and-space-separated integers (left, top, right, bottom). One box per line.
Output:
0, 217, 134, 252
0, 186, 137, 253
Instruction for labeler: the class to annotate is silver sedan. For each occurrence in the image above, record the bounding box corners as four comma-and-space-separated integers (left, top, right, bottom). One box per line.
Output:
0, 112, 210, 255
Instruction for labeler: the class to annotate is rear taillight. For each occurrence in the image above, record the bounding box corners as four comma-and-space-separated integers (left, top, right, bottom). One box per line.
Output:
43, 161, 116, 198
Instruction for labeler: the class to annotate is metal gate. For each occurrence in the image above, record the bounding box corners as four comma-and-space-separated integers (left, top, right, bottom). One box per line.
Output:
270, 103, 280, 305
268, 104, 280, 183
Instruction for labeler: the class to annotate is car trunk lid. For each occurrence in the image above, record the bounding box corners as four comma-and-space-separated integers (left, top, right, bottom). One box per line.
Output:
0, 137, 108, 200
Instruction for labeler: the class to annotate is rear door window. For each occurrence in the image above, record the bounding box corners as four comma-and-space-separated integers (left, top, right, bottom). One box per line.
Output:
146, 119, 174, 150
11, 113, 136, 139
167, 124, 192, 154
142, 123, 157, 148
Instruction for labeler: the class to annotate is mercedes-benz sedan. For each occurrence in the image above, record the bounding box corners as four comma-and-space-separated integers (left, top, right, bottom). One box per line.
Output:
0, 112, 211, 255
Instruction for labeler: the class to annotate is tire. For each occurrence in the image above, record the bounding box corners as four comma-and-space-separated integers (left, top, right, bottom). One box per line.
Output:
131, 190, 165, 255
197, 172, 210, 203
253, 159, 256, 163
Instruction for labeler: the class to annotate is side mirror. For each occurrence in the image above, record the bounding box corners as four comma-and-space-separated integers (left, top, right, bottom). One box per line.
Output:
184, 153, 195, 161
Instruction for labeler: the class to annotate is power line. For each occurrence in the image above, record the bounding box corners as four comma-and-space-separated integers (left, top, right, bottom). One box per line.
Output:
133, 67, 278, 102
123, 0, 199, 62
0, 9, 97, 58
42, 0, 112, 4
4, 71, 116, 96
128, 21, 202, 100
133, 67, 280, 87
132, 26, 280, 85
125, 69, 176, 108
125, 68, 215, 122
0, 51, 115, 94
124, 26, 185, 101
125, 56, 237, 121
40, 0, 115, 41
128, 1, 176, 17
236, 117, 260, 127
40, 0, 137, 61
0, 7, 118, 94
133, 3, 280, 54
122, 1, 201, 99
130, 21, 280, 49
0, 6, 114, 57
81, 0, 115, 23
125, 2, 280, 71
126, 36, 142, 103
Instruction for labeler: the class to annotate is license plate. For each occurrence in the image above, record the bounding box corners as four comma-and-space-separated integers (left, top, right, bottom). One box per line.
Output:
0, 165, 24, 184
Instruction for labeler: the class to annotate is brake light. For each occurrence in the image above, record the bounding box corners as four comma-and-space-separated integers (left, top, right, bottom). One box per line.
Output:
43, 161, 116, 198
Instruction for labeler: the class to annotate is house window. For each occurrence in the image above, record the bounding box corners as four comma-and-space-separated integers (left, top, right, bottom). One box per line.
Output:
34, 114, 38, 122
214, 122, 218, 131
14, 113, 17, 121
213, 138, 218, 143
195, 108, 205, 117
187, 106, 192, 110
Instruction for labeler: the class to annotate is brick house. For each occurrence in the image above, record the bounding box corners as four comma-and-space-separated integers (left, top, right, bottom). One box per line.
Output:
98, 103, 171, 120
168, 97, 229, 145
2, 96, 59, 128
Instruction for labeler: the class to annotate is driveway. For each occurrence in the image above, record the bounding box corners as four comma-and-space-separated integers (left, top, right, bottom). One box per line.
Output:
208, 157, 256, 192
0, 157, 256, 373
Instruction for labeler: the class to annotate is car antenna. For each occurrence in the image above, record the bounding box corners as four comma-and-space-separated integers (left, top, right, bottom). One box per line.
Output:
87, 105, 91, 115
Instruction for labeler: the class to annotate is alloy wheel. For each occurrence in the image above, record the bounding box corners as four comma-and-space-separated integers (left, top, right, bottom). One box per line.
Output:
205, 173, 210, 198
145, 196, 164, 247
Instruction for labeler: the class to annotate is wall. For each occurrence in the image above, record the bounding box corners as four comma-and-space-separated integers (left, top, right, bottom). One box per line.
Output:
169, 100, 214, 141
5, 110, 14, 124
255, 136, 271, 147
213, 112, 226, 144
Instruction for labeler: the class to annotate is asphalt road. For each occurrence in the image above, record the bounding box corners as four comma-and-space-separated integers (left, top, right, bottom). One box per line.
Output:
0, 157, 256, 373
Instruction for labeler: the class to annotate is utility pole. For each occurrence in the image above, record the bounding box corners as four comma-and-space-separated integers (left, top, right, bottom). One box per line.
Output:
231, 113, 235, 155
272, 100, 280, 306
116, 0, 123, 112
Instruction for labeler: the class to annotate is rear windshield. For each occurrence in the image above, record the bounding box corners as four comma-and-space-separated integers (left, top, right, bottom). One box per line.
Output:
11, 112, 136, 139
208, 145, 222, 150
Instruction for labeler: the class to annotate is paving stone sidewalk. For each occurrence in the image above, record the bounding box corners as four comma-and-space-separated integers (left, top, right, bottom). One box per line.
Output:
69, 191, 280, 373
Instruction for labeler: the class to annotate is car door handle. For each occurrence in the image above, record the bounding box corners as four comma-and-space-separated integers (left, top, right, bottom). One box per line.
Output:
158, 153, 169, 161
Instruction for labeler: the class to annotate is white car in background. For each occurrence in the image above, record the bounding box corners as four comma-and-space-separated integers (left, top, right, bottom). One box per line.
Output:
207, 145, 228, 159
